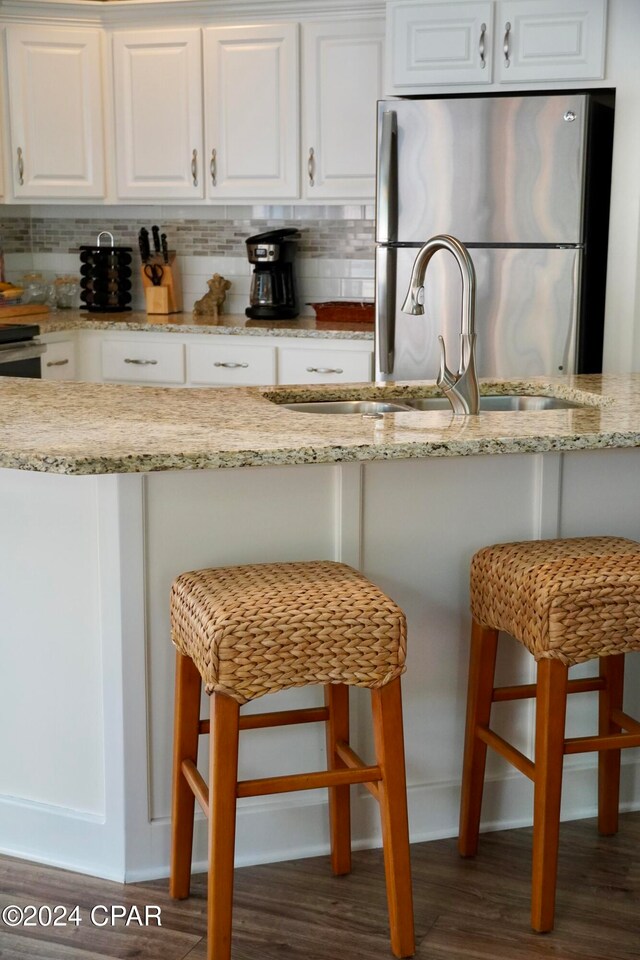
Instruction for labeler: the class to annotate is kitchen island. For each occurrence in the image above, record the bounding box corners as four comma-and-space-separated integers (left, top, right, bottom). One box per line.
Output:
1, 373, 640, 882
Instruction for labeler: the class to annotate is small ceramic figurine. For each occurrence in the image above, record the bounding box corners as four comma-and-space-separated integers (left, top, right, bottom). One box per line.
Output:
193, 273, 232, 319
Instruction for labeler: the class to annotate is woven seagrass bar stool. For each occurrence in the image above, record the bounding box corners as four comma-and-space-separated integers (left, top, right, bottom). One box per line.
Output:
459, 536, 640, 934
169, 560, 415, 960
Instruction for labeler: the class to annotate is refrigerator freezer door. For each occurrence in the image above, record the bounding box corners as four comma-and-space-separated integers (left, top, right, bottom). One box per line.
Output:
376, 94, 587, 245
375, 246, 581, 381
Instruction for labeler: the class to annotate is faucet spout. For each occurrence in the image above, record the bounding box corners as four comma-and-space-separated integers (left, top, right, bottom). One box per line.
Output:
401, 234, 479, 416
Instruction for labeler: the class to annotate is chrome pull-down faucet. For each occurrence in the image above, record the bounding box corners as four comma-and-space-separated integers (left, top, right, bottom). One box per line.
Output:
401, 234, 480, 416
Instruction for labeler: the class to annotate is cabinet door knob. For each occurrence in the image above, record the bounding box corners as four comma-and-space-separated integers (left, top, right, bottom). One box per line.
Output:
479, 22, 487, 69
308, 147, 315, 187
46, 359, 69, 367
191, 148, 198, 187
124, 358, 158, 365
16, 147, 24, 186
503, 21, 511, 68
210, 148, 217, 186
214, 361, 249, 369
306, 366, 343, 375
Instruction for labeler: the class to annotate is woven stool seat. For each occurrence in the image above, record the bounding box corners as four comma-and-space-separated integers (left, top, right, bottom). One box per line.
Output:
470, 536, 640, 666
170, 560, 406, 703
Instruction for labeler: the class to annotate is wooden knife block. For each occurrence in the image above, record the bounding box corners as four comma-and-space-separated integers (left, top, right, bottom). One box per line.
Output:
141, 252, 182, 315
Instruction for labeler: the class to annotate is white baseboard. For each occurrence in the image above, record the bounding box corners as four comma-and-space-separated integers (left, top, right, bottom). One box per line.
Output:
3, 759, 640, 884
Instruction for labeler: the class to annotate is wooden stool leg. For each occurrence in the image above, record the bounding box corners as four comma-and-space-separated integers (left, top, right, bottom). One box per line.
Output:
458, 621, 499, 857
325, 684, 352, 875
208, 692, 241, 960
371, 678, 415, 959
598, 653, 625, 836
170, 652, 202, 900
531, 658, 568, 934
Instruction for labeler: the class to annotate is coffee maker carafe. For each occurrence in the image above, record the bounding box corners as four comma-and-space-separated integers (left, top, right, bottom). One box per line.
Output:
245, 228, 300, 320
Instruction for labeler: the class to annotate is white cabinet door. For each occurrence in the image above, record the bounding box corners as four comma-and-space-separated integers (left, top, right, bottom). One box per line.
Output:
5, 26, 106, 199
302, 20, 384, 200
204, 24, 298, 200
41, 339, 77, 380
113, 29, 204, 200
278, 346, 373, 384
188, 341, 276, 385
498, 0, 606, 82
101, 338, 185, 384
387, 1, 494, 89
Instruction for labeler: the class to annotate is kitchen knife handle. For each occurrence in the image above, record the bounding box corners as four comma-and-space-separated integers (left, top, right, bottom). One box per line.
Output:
191, 148, 198, 187
503, 21, 511, 68
307, 147, 315, 187
210, 148, 217, 186
16, 147, 24, 186
479, 22, 487, 68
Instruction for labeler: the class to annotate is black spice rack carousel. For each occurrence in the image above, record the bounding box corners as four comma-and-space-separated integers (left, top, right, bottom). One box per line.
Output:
80, 231, 132, 312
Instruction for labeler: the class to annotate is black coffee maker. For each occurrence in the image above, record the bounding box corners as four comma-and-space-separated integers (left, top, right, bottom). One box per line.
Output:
245, 228, 300, 320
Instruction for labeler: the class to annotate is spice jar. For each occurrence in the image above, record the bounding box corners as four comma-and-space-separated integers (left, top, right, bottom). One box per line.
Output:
54, 275, 80, 309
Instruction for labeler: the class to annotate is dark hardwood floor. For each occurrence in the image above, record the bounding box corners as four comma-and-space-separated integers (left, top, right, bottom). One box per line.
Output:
1, 813, 639, 959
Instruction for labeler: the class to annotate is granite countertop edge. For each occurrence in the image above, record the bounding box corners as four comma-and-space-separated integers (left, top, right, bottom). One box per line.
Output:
38, 312, 375, 341
1, 374, 639, 476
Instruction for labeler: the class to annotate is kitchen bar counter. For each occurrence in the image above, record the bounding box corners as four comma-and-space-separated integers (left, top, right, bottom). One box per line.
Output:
2, 372, 640, 887
0, 373, 635, 475
37, 310, 375, 341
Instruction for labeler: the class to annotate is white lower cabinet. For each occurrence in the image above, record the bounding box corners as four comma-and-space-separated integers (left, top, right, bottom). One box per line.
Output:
76, 329, 373, 386
278, 346, 373, 384
41, 338, 77, 380
187, 341, 277, 385
101, 338, 185, 384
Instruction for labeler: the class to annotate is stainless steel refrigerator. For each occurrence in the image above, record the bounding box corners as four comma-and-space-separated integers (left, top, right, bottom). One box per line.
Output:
375, 92, 614, 382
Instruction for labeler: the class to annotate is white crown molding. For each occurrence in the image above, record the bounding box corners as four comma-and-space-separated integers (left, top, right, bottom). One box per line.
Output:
0, 0, 385, 27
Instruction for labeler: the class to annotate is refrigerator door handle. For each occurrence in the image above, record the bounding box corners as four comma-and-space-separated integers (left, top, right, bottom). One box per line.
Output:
376, 110, 398, 244
376, 246, 397, 376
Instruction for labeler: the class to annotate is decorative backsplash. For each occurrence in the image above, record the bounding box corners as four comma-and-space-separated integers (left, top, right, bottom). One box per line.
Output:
0, 209, 376, 314
0, 213, 375, 260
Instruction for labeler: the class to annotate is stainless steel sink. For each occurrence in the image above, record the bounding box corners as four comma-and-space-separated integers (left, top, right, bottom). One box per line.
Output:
280, 395, 583, 414
402, 395, 582, 412
280, 400, 413, 415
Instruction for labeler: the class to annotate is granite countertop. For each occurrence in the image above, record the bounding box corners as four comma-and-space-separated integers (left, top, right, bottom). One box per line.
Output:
37, 310, 375, 341
0, 374, 638, 476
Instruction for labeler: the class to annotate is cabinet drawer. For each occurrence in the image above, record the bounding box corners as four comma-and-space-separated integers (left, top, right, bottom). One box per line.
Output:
188, 342, 276, 385
42, 340, 76, 380
101, 339, 185, 383
278, 347, 372, 384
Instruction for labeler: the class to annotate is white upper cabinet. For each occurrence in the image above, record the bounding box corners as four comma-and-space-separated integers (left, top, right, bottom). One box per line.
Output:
387, 0, 606, 91
5, 26, 106, 199
388, 2, 493, 89
204, 24, 298, 200
497, 0, 607, 83
302, 19, 384, 200
112, 29, 204, 200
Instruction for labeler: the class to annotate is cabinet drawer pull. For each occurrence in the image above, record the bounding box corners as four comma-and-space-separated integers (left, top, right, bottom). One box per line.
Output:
306, 366, 343, 375
479, 22, 487, 69
308, 147, 315, 187
210, 148, 217, 186
124, 358, 158, 366
191, 148, 198, 187
214, 361, 249, 369
503, 21, 511, 68
46, 358, 69, 367
17, 147, 24, 186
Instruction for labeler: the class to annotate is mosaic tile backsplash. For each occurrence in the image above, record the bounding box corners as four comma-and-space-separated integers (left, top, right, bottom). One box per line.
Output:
0, 211, 376, 314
